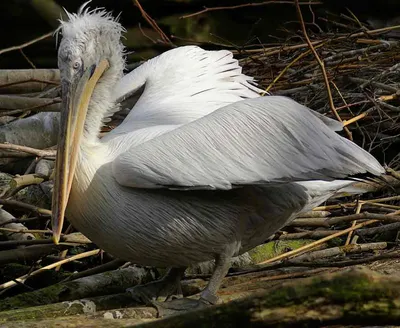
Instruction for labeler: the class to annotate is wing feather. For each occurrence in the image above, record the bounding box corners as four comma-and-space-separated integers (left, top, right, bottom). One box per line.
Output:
112, 96, 384, 190
104, 46, 261, 145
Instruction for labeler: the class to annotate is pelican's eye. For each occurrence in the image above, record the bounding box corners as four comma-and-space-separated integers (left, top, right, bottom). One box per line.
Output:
73, 60, 81, 70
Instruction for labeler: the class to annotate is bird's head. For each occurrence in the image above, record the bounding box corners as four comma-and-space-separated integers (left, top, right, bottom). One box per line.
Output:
56, 4, 125, 85
52, 4, 125, 244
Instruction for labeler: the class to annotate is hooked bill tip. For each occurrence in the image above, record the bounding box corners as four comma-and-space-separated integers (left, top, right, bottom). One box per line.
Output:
52, 234, 60, 245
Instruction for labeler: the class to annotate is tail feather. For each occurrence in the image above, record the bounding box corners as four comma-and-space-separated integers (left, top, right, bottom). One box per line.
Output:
297, 178, 385, 212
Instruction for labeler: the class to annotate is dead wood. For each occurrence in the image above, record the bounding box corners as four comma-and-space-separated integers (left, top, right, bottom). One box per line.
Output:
1, 6, 400, 327
0, 70, 59, 94
63, 259, 127, 282
141, 267, 400, 327
0, 199, 51, 216
0, 209, 35, 241
0, 315, 154, 328
0, 112, 59, 151
0, 244, 64, 265
291, 242, 387, 262
0, 95, 60, 115
0, 266, 157, 311
3, 267, 389, 326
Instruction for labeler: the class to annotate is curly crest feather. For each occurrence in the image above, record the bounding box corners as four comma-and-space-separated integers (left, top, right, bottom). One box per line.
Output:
56, 1, 125, 42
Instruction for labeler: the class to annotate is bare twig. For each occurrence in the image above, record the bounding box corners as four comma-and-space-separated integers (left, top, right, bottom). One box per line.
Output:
132, 0, 174, 46
19, 49, 36, 68
4, 174, 48, 199
276, 230, 338, 240
293, 242, 387, 262
259, 219, 378, 264
325, 212, 400, 225
0, 249, 101, 290
346, 202, 362, 245
181, 1, 322, 19
0, 227, 51, 234
295, 0, 352, 139
0, 32, 53, 55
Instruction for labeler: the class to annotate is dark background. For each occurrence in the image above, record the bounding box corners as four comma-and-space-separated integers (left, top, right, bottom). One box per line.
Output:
1, 0, 400, 69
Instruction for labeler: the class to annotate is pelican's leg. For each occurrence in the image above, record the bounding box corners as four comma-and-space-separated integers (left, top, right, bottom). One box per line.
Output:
198, 252, 231, 305
153, 248, 234, 317
127, 267, 186, 304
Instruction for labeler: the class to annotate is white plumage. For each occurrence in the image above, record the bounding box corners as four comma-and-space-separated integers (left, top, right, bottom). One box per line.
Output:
113, 96, 382, 189
104, 45, 261, 150
52, 6, 385, 311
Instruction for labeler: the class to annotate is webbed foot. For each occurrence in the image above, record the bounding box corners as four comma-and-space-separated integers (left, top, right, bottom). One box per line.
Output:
151, 297, 213, 317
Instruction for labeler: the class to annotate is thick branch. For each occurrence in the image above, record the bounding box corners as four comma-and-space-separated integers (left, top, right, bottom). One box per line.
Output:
0, 70, 59, 94
0, 95, 60, 114
0, 143, 56, 158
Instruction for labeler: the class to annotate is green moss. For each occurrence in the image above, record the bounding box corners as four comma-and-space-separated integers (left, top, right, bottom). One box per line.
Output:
0, 284, 67, 312
0, 264, 30, 282
257, 269, 387, 309
248, 239, 315, 263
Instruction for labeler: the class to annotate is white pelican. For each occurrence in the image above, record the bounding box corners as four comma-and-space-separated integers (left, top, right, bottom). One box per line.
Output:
52, 6, 385, 313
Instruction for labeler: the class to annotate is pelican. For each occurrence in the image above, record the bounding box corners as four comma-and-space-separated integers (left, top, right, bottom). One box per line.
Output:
52, 6, 385, 313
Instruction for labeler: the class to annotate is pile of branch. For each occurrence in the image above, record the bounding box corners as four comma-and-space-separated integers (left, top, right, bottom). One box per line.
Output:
240, 11, 400, 166
0, 4, 400, 327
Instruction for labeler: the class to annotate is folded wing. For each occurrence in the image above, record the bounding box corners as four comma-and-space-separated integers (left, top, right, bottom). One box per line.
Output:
112, 96, 384, 190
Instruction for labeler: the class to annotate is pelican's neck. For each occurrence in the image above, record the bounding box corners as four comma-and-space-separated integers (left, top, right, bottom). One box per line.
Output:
82, 53, 124, 149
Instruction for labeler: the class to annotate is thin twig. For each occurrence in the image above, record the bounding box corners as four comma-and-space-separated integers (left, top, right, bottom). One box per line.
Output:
314, 195, 400, 211
181, 1, 322, 19
0, 249, 100, 290
19, 49, 36, 68
330, 81, 353, 140
343, 111, 370, 126
0, 227, 51, 234
295, 0, 352, 139
345, 202, 362, 245
0, 32, 53, 55
263, 45, 324, 94
132, 0, 174, 46
258, 219, 378, 265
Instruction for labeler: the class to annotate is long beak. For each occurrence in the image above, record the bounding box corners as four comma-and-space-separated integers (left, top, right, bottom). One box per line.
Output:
52, 60, 109, 244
